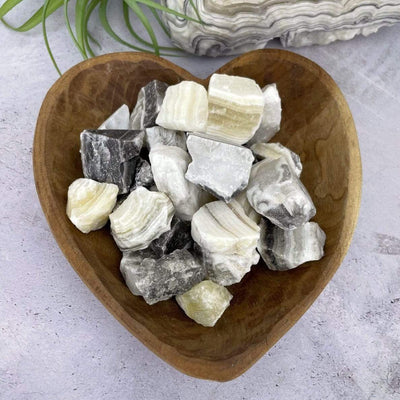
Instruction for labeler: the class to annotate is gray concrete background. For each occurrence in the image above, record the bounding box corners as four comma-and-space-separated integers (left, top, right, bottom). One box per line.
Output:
1, 2, 400, 399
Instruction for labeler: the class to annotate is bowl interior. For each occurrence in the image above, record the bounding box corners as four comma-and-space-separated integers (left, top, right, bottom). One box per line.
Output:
33, 50, 361, 381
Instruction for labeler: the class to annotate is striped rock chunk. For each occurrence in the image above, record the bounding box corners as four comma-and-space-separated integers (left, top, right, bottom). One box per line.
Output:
191, 200, 260, 256
156, 81, 208, 132
185, 135, 254, 202
234, 190, 261, 224
150, 145, 209, 220
145, 126, 187, 151
98, 104, 130, 130
258, 219, 326, 271
247, 84, 282, 146
246, 158, 315, 230
176, 280, 233, 327
121, 249, 206, 305
110, 187, 174, 251
206, 74, 264, 145
130, 80, 169, 129
66, 178, 118, 233
251, 142, 302, 177
161, 0, 400, 55
80, 129, 144, 194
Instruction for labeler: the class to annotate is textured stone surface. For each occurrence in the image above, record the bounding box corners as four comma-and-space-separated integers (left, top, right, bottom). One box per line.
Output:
195, 243, 260, 286
176, 280, 233, 327
110, 187, 174, 251
247, 158, 316, 230
247, 84, 282, 146
206, 74, 264, 145
191, 200, 260, 256
98, 104, 130, 130
251, 142, 303, 177
149, 216, 193, 258
130, 80, 168, 129
66, 178, 118, 233
161, 0, 400, 55
131, 158, 154, 190
149, 144, 208, 220
234, 190, 261, 224
3, 14, 400, 399
145, 126, 187, 151
80, 129, 144, 194
120, 249, 206, 305
258, 219, 326, 271
185, 135, 254, 201
156, 81, 208, 132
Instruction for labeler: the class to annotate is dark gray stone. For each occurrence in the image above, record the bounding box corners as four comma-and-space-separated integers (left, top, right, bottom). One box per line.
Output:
120, 249, 206, 305
80, 129, 144, 194
132, 159, 154, 190
149, 217, 193, 258
130, 80, 169, 129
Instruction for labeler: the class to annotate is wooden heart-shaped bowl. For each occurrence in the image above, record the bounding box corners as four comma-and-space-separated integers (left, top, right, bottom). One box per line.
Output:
33, 49, 361, 381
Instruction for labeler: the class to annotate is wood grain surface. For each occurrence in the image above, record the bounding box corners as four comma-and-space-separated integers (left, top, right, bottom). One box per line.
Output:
33, 49, 362, 381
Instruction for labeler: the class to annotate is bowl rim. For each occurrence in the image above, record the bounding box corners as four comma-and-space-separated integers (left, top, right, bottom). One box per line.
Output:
33, 49, 362, 381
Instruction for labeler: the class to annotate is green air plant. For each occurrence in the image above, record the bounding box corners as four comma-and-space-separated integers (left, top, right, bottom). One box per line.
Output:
0, 0, 202, 75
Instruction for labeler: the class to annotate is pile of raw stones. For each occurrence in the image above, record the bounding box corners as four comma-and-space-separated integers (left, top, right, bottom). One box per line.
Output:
66, 74, 326, 327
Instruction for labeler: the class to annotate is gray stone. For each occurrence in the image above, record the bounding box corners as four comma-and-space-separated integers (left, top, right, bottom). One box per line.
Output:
258, 219, 326, 271
120, 249, 206, 305
185, 135, 254, 202
130, 80, 169, 129
149, 216, 193, 258
145, 126, 187, 151
246, 158, 316, 230
80, 129, 144, 194
194, 243, 259, 286
132, 158, 154, 190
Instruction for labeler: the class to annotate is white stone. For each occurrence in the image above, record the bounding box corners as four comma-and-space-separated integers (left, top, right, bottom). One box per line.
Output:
251, 142, 302, 177
247, 84, 281, 146
185, 135, 254, 202
156, 81, 208, 132
191, 200, 260, 256
145, 126, 187, 151
149, 145, 208, 221
176, 280, 233, 327
109, 187, 174, 251
98, 104, 130, 130
206, 73, 264, 145
66, 178, 118, 234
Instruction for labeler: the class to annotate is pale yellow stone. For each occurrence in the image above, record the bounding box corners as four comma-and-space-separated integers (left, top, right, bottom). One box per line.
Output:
66, 178, 118, 234
156, 81, 208, 132
176, 280, 232, 327
206, 74, 264, 145
110, 187, 174, 251
191, 200, 260, 256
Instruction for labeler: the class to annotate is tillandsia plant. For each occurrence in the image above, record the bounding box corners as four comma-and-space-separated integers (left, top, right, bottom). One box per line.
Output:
0, 0, 202, 74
